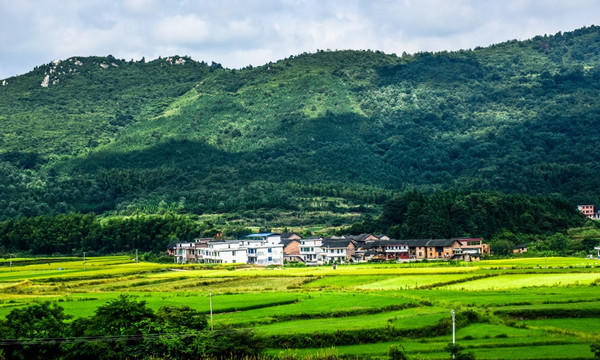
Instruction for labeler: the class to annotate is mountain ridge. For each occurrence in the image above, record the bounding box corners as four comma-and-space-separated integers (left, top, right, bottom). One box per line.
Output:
1, 26, 600, 225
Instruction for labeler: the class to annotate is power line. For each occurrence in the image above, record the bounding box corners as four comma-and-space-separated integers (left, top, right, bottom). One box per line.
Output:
0, 332, 198, 346
0, 310, 451, 346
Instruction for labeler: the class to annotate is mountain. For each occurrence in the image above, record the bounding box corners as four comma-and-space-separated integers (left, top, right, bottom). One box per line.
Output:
1, 26, 600, 226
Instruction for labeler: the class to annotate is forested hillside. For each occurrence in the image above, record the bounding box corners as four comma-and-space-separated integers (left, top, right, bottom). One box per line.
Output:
1, 26, 600, 225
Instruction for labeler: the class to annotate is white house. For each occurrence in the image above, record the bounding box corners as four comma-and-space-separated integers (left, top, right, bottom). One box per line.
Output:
595, 246, 600, 260
245, 240, 284, 266
245, 233, 282, 244
299, 237, 324, 264
321, 239, 355, 264
243, 233, 284, 266
203, 241, 248, 264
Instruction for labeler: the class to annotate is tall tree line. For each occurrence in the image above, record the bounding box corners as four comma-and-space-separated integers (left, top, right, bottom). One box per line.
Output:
0, 213, 208, 255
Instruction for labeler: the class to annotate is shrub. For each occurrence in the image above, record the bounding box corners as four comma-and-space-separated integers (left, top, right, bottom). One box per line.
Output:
388, 344, 408, 360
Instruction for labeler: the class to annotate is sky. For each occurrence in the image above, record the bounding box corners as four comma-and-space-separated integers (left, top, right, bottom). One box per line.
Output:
1, 0, 599, 80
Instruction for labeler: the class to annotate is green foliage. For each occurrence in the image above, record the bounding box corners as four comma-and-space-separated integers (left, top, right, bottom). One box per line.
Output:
355, 190, 585, 241
0, 295, 258, 360
388, 344, 408, 360
0, 212, 209, 254
591, 343, 600, 358
445, 343, 476, 360
194, 329, 263, 360
1, 27, 600, 224
0, 302, 72, 360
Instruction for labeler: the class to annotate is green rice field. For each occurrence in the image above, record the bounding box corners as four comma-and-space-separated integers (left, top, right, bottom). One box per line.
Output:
0, 255, 599, 359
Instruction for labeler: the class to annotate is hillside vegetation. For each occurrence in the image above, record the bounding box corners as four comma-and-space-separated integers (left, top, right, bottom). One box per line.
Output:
1, 26, 600, 225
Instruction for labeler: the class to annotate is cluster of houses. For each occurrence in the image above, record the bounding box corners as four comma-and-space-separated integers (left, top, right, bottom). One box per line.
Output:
167, 233, 490, 266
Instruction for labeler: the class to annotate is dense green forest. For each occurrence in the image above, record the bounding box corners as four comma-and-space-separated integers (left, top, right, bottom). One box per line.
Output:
1, 26, 600, 226
0, 191, 593, 256
344, 191, 598, 256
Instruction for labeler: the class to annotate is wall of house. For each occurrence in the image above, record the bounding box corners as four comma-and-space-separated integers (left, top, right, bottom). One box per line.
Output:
284, 241, 300, 255
412, 246, 426, 259
347, 244, 356, 260
426, 242, 460, 259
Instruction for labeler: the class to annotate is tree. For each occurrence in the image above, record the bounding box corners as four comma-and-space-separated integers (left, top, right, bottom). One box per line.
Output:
388, 344, 408, 360
141, 305, 208, 359
194, 329, 262, 359
64, 295, 156, 360
548, 233, 569, 253
592, 343, 600, 358
0, 302, 71, 360
581, 237, 599, 253
445, 343, 476, 360
490, 239, 515, 256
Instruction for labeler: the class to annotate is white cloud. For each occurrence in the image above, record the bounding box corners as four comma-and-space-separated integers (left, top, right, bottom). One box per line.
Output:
122, 0, 156, 16
0, 0, 599, 79
153, 14, 211, 45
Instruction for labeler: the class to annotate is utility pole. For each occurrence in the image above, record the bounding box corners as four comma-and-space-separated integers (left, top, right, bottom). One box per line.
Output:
83, 252, 86, 270
209, 290, 214, 331
9, 254, 12, 271
451, 309, 456, 344
136, 249, 138, 265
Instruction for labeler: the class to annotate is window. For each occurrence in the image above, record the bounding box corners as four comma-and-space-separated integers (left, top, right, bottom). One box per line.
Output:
268, 248, 272, 253
232, 251, 236, 256
268, 257, 272, 262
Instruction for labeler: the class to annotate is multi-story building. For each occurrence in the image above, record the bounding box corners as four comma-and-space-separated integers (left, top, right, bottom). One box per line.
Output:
578, 205, 600, 220
202, 241, 248, 264
171, 242, 197, 264
578, 205, 595, 217
321, 239, 356, 263
299, 237, 324, 264
243, 233, 284, 266
456, 238, 489, 256
168, 238, 211, 264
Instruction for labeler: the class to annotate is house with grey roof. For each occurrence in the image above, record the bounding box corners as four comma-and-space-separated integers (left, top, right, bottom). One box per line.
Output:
321, 239, 356, 263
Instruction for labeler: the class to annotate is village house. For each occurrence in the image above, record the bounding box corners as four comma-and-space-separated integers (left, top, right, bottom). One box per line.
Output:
378, 240, 410, 260
202, 240, 248, 264
425, 239, 462, 260
405, 239, 429, 260
345, 233, 378, 248
167, 238, 211, 264
456, 238, 489, 256
405, 239, 464, 260
243, 233, 284, 266
299, 237, 324, 264
578, 205, 600, 220
169, 241, 197, 264
321, 239, 356, 263
361, 240, 409, 261
281, 239, 302, 262
280, 232, 302, 241
513, 244, 528, 254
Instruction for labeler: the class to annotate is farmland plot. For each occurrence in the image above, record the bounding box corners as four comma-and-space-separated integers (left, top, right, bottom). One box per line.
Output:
0, 256, 598, 359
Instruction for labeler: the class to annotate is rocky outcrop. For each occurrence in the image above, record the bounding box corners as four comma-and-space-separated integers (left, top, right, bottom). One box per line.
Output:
40, 74, 50, 87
